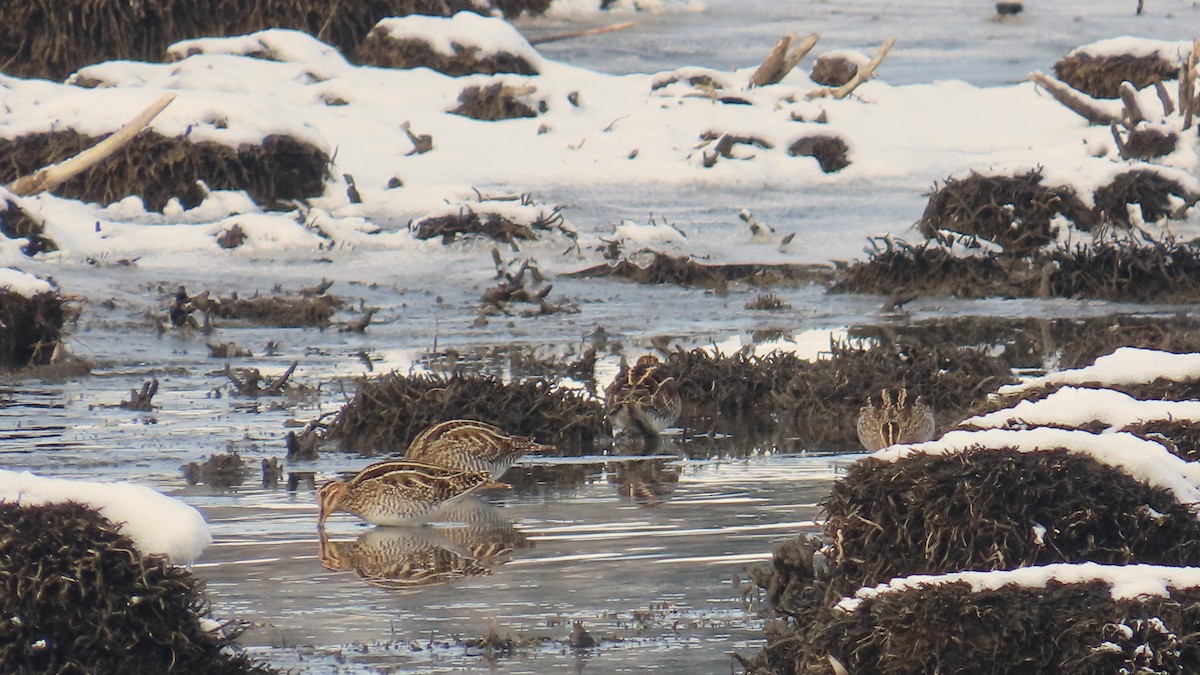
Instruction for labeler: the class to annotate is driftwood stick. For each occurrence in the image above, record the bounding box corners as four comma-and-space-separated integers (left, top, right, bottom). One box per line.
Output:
1118, 81, 1145, 127
779, 33, 820, 84
6, 93, 176, 196
1154, 80, 1175, 117
529, 21, 635, 46
1110, 123, 1126, 155
265, 361, 299, 395
1028, 71, 1122, 125
749, 34, 795, 87
832, 36, 896, 99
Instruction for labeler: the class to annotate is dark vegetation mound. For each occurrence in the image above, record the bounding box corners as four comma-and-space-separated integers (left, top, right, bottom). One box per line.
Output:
1123, 418, 1200, 462
412, 207, 564, 244
1053, 51, 1179, 99
916, 170, 1095, 254
209, 291, 342, 327
0, 131, 329, 211
566, 252, 833, 289
849, 314, 1200, 372
1121, 127, 1178, 161
1091, 169, 1197, 228
0, 0, 552, 81
836, 236, 1200, 303
809, 53, 859, 87
0, 501, 271, 674
323, 371, 605, 454
660, 339, 1011, 450
356, 27, 538, 76
787, 135, 850, 173
451, 83, 541, 120
0, 197, 57, 256
742, 581, 1200, 675
0, 290, 65, 369
822, 448, 1200, 591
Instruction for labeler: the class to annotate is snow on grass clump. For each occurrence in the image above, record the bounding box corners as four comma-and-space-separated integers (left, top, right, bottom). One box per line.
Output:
0, 267, 53, 297
999, 347, 1200, 395
873, 427, 1200, 504
963, 386, 1200, 431
837, 561, 1200, 612
0, 469, 211, 564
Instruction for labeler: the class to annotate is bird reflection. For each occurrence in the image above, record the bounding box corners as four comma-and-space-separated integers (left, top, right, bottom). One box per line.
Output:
318, 497, 530, 589
318, 526, 491, 590
607, 459, 681, 507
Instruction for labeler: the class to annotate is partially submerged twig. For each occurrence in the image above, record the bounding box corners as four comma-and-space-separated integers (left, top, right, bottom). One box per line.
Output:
529, 21, 636, 46
119, 379, 159, 411
224, 361, 299, 396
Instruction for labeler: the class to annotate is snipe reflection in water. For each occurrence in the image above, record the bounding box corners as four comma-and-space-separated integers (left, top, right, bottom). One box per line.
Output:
318, 497, 531, 589
607, 458, 682, 508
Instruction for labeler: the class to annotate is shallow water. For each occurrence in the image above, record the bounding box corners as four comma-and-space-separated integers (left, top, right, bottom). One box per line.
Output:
6, 1, 1198, 672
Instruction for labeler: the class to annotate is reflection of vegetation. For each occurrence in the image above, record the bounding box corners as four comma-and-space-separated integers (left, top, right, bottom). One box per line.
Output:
324, 371, 605, 454
418, 344, 597, 393
607, 459, 681, 507
500, 463, 604, 499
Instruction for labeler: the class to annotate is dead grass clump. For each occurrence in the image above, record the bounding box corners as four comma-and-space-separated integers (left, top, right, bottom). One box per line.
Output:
1091, 169, 1196, 228
210, 292, 341, 328
741, 581, 1200, 675
451, 83, 540, 120
831, 239, 1010, 297
1053, 315, 1200, 369
787, 135, 850, 173
0, 131, 329, 211
1121, 127, 1178, 160
0, 197, 57, 256
917, 170, 1096, 254
1041, 238, 1200, 303
0, 0, 525, 81
412, 207, 563, 244
323, 371, 605, 454
825, 448, 1200, 590
809, 53, 859, 86
0, 502, 271, 674
745, 293, 791, 310
216, 223, 247, 249
181, 452, 247, 487
1053, 52, 1178, 99
356, 29, 538, 76
1122, 418, 1200, 462
566, 252, 833, 289
660, 340, 1010, 450
0, 290, 64, 369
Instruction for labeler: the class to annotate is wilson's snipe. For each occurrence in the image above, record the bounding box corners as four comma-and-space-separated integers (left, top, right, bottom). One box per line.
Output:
605, 355, 682, 438
855, 388, 936, 451
317, 460, 493, 529
403, 419, 551, 480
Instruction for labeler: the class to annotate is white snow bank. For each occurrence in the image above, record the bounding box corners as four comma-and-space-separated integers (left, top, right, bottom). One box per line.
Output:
837, 562, 1200, 613
964, 386, 1200, 431
999, 348, 1200, 396
167, 28, 353, 80
0, 470, 211, 564
871, 427, 1200, 505
371, 12, 544, 68
0, 267, 54, 297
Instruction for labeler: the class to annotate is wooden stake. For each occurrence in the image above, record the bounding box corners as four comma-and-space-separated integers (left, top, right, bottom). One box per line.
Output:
1027, 71, 1122, 125
6, 93, 176, 196
529, 21, 635, 46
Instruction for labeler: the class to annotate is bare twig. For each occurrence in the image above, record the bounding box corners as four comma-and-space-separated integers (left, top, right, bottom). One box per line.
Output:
7, 93, 176, 196
119, 379, 159, 411
749, 33, 820, 87
1118, 81, 1145, 127
832, 37, 895, 99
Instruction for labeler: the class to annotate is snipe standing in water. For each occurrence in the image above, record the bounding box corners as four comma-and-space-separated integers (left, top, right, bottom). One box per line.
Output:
856, 388, 937, 451
605, 355, 683, 439
317, 460, 493, 529
403, 419, 552, 480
